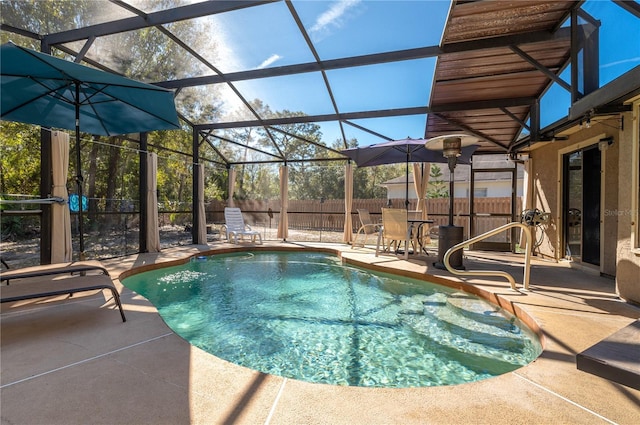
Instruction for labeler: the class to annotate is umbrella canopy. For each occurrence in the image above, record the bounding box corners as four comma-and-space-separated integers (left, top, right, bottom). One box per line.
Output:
341, 138, 477, 207
1, 41, 180, 259
341, 138, 476, 168
1, 42, 180, 135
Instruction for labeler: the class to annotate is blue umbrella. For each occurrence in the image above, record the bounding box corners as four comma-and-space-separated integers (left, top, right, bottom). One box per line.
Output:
1, 42, 180, 135
341, 137, 477, 207
1, 41, 180, 257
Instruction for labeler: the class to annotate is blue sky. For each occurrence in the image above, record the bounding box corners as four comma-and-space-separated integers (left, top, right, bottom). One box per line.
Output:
199, 0, 450, 145
539, 0, 640, 128
175, 0, 639, 146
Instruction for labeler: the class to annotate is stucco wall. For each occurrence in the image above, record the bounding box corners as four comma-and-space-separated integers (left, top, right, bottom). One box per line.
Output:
530, 143, 560, 261
529, 118, 621, 280
602, 128, 619, 278
615, 110, 640, 305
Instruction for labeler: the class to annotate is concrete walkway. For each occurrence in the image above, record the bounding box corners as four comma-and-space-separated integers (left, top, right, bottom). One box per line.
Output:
1, 242, 639, 424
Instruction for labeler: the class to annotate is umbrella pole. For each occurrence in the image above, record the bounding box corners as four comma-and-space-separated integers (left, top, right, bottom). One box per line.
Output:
75, 83, 85, 260
405, 159, 409, 209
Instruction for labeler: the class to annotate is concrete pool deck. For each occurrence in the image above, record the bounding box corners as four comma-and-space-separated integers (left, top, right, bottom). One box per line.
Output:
1, 242, 639, 424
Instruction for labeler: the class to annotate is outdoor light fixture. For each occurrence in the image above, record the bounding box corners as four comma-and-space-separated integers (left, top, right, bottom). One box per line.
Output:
598, 136, 614, 151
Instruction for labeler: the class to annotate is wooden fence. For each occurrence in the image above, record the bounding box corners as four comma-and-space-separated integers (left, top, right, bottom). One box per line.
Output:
207, 197, 521, 241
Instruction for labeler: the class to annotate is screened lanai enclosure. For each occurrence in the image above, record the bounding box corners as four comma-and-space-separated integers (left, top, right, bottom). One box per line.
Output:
1, 0, 639, 267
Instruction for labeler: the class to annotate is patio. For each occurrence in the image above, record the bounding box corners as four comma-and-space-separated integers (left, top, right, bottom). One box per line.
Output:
2, 242, 639, 424
1, 2, 639, 422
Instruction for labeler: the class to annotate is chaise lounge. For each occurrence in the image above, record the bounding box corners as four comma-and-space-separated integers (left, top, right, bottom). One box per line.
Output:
1, 260, 126, 322
224, 207, 263, 244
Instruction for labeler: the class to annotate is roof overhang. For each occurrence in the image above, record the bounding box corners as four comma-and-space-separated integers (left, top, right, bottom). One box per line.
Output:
569, 65, 640, 120
426, 1, 580, 154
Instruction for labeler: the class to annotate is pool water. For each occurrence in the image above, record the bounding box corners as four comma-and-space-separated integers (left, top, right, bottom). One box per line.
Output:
122, 251, 541, 388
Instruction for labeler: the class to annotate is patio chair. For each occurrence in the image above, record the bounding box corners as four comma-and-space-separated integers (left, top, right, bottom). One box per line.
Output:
352, 209, 381, 248
376, 208, 416, 260
224, 207, 263, 244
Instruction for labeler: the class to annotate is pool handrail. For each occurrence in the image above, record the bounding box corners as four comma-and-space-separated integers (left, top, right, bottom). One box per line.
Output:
443, 222, 532, 291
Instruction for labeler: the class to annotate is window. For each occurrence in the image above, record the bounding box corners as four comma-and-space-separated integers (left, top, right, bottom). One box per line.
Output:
474, 188, 488, 198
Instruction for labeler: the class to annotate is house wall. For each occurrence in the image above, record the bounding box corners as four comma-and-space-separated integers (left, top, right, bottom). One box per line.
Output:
530, 113, 639, 304
386, 180, 522, 199
386, 182, 467, 199
616, 106, 640, 305
603, 124, 620, 279
530, 121, 619, 265
463, 180, 523, 198
529, 143, 562, 261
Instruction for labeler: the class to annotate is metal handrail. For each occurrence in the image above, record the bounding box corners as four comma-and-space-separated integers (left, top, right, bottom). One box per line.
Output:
443, 222, 532, 291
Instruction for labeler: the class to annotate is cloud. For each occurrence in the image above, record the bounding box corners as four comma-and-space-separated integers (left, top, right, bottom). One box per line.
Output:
256, 54, 282, 69
310, 0, 361, 37
600, 56, 640, 68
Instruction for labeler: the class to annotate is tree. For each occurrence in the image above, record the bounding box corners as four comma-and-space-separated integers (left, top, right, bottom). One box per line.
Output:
427, 164, 448, 198
1, 1, 96, 48
1, 0, 225, 227
0, 122, 41, 197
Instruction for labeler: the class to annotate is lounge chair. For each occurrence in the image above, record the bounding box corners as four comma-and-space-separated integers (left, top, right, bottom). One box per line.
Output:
376, 208, 416, 260
224, 207, 263, 244
352, 209, 381, 248
1, 260, 126, 322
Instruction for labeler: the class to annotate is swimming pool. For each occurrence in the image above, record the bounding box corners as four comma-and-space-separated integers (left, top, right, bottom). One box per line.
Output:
122, 251, 542, 388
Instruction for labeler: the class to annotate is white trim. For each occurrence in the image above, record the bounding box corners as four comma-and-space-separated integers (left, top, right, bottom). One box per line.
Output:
519, 157, 532, 248
631, 101, 640, 254
556, 133, 607, 269
600, 144, 606, 269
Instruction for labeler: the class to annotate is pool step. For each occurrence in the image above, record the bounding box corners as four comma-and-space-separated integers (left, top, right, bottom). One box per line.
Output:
398, 293, 534, 373
400, 313, 528, 375
421, 294, 522, 342
446, 292, 515, 327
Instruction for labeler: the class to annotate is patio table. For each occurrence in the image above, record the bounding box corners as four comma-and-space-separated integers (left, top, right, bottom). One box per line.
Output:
408, 219, 435, 254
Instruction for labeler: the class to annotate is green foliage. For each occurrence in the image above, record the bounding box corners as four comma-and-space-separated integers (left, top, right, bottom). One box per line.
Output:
427, 164, 449, 198
1, 1, 94, 43
1, 215, 23, 241
1, 215, 39, 241
352, 162, 404, 199
0, 122, 41, 196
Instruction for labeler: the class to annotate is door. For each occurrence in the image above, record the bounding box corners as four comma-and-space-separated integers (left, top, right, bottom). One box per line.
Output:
469, 157, 518, 252
562, 147, 601, 265
582, 147, 601, 265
